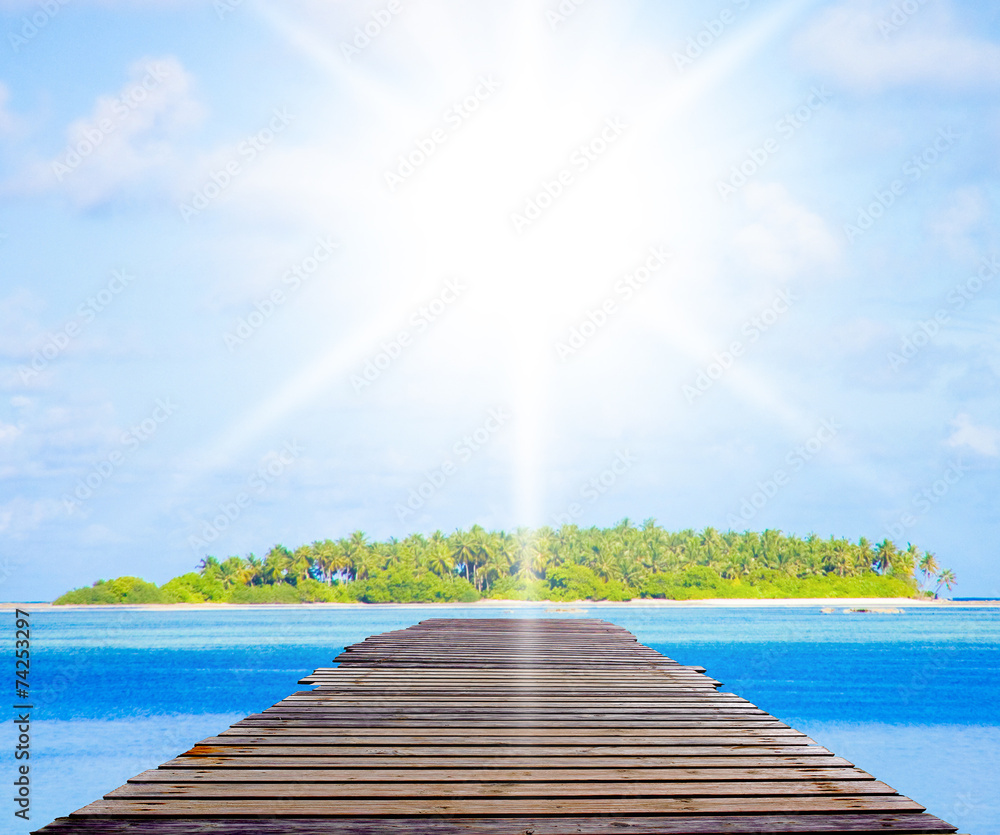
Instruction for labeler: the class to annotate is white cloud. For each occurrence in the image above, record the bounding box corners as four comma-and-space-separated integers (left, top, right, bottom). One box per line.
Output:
0, 81, 23, 137
946, 413, 1000, 456
80, 523, 129, 545
0, 393, 121, 480
0, 420, 21, 443
0, 0, 196, 8
0, 284, 148, 383
0, 497, 63, 538
731, 182, 841, 278
929, 187, 986, 260
25, 56, 204, 207
793, 0, 1000, 91
0, 289, 45, 357
835, 317, 893, 354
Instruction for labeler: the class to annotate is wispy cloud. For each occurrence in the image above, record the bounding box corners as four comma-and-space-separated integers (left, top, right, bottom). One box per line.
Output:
17, 56, 204, 207
0, 496, 63, 538
928, 187, 988, 260
793, 0, 1000, 91
0, 81, 24, 137
732, 182, 841, 279
946, 413, 1000, 457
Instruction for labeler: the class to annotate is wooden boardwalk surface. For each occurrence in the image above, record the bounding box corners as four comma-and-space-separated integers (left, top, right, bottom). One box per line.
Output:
36, 618, 961, 834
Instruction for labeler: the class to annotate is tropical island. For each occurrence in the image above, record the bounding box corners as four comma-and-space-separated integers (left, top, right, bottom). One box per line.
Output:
53, 522, 958, 604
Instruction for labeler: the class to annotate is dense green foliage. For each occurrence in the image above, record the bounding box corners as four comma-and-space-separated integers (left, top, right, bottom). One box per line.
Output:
54, 576, 172, 605
53, 521, 958, 604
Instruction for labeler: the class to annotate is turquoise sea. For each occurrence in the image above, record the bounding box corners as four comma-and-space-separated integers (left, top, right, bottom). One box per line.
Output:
8, 605, 999, 834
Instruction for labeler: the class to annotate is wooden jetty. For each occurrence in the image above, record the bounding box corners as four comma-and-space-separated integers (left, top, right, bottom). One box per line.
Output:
36, 617, 961, 834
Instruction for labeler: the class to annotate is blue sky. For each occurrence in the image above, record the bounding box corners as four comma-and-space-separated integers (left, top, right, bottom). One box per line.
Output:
1, 0, 999, 601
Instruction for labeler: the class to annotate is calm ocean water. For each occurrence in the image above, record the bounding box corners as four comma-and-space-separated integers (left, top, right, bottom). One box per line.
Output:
9, 605, 999, 834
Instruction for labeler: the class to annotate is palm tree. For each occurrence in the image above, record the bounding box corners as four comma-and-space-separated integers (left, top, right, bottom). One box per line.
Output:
769, 533, 798, 575
828, 538, 852, 577
856, 537, 874, 572
896, 544, 918, 580
535, 525, 557, 568
699, 527, 723, 567
394, 540, 420, 577
873, 540, 900, 575
263, 545, 292, 584
802, 534, 822, 577
469, 524, 494, 590
592, 549, 619, 582
425, 540, 455, 577
761, 529, 782, 570
934, 568, 957, 598
616, 553, 645, 587
289, 546, 313, 584
718, 556, 741, 580
642, 536, 670, 575
481, 531, 512, 588
355, 548, 384, 582
218, 556, 246, 588
242, 554, 263, 586
338, 530, 370, 581
513, 527, 545, 580
369, 540, 394, 576
198, 556, 221, 576
449, 529, 477, 583
918, 551, 940, 591
310, 539, 346, 585
732, 550, 755, 578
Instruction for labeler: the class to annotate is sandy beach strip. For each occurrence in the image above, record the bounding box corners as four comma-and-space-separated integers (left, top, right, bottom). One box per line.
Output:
2, 596, 995, 610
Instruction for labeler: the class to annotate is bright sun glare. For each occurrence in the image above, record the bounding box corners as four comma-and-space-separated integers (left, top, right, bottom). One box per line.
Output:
197, 0, 838, 525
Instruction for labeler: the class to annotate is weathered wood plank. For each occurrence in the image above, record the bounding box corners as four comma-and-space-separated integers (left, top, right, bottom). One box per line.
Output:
160, 755, 857, 768
73, 795, 926, 816
234, 717, 793, 728
127, 766, 876, 783
258, 706, 771, 715
32, 814, 961, 835
215, 729, 812, 741
289, 688, 733, 695
182, 743, 829, 756
304, 667, 710, 675
279, 697, 739, 705
239, 718, 792, 729
107, 780, 899, 800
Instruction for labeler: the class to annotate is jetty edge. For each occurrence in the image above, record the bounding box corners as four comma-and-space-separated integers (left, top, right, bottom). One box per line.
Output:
34, 617, 963, 834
